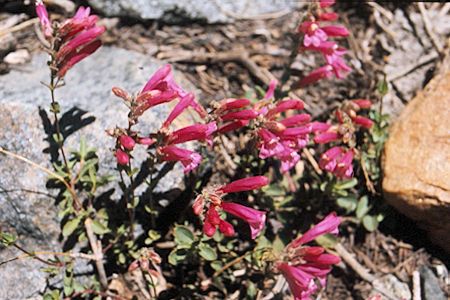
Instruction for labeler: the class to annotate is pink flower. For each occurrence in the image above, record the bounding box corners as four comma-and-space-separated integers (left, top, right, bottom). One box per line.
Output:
221, 109, 258, 121
159, 146, 202, 173
320, 0, 335, 9
278, 125, 311, 140
333, 150, 354, 179
318, 146, 343, 172
267, 99, 305, 117
138, 137, 154, 146
218, 119, 249, 134
279, 114, 311, 127
57, 39, 102, 77
276, 212, 341, 300
135, 90, 178, 116
141, 64, 173, 94
218, 176, 269, 193
120, 135, 135, 150
313, 131, 339, 144
309, 122, 331, 133
318, 12, 339, 21
352, 116, 373, 128
218, 98, 251, 112
116, 149, 129, 165
162, 93, 194, 128
35, 0, 53, 39
257, 129, 284, 159
167, 122, 216, 145
56, 26, 105, 61
351, 99, 372, 109
112, 87, 130, 101
221, 203, 266, 239
296, 65, 333, 86
264, 79, 278, 100
277, 147, 301, 173
299, 21, 328, 47
321, 26, 349, 37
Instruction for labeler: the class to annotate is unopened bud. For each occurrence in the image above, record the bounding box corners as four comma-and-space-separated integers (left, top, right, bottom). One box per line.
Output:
120, 135, 136, 150
140, 258, 149, 271
112, 87, 130, 101
193, 196, 204, 215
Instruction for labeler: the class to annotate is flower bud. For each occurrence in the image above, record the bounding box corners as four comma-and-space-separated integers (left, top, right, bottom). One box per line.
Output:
120, 135, 135, 150
128, 259, 139, 272
116, 148, 129, 165
193, 196, 204, 215
112, 87, 130, 101
140, 258, 149, 271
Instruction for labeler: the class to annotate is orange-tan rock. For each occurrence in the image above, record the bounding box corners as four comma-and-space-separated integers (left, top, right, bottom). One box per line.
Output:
382, 55, 450, 253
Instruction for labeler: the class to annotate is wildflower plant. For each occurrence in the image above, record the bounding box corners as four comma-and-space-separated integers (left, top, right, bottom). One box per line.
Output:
0, 0, 391, 299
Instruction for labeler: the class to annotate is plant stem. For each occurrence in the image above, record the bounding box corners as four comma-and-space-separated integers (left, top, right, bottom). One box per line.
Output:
9, 243, 63, 267
85, 218, 108, 289
213, 247, 270, 278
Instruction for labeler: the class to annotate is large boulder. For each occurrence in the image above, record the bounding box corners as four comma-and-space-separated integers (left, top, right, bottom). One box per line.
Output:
86, 0, 299, 24
382, 53, 450, 253
0, 47, 196, 298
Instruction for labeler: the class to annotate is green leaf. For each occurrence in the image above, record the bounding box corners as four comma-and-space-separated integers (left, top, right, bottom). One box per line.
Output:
336, 196, 358, 213
79, 136, 87, 160
78, 158, 98, 179
198, 244, 217, 261
62, 217, 81, 237
356, 196, 370, 219
247, 282, 257, 299
362, 215, 378, 232
210, 261, 223, 271
377, 75, 389, 96
315, 233, 338, 248
1, 232, 18, 246
50, 102, 60, 114
335, 178, 358, 190
272, 236, 286, 253
52, 133, 63, 144
262, 184, 284, 197
168, 248, 188, 265
90, 219, 110, 235
174, 226, 195, 245
96, 208, 108, 220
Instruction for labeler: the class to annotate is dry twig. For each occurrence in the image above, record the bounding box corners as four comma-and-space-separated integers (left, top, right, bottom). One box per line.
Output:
417, 2, 444, 56
412, 270, 421, 300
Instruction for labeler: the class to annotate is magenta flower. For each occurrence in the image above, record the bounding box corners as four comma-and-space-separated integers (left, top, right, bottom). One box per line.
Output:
319, 12, 339, 21
218, 176, 269, 193
162, 93, 194, 129
35, 0, 53, 38
116, 149, 129, 165
333, 150, 354, 179
279, 114, 311, 127
299, 21, 328, 47
221, 109, 258, 121
318, 146, 343, 172
218, 119, 249, 134
320, 0, 335, 8
278, 148, 301, 173
57, 39, 102, 77
267, 99, 305, 117
56, 26, 105, 61
221, 203, 266, 239
159, 146, 202, 173
120, 135, 135, 150
217, 98, 251, 112
167, 122, 216, 146
321, 25, 349, 37
313, 131, 339, 144
297, 65, 333, 86
352, 116, 373, 128
264, 79, 278, 100
352, 99, 372, 109
276, 212, 341, 299
257, 129, 284, 159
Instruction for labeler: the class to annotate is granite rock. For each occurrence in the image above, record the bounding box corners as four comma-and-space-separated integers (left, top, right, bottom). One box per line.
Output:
382, 53, 450, 253
420, 266, 446, 300
0, 47, 196, 298
86, 0, 299, 24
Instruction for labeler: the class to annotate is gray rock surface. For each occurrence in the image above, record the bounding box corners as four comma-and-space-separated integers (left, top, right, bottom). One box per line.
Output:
420, 266, 446, 300
0, 47, 196, 298
86, 0, 299, 23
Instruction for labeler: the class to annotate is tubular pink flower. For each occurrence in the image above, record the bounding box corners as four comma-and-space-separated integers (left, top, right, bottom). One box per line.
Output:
333, 150, 354, 179
160, 146, 202, 173
318, 12, 339, 21
313, 131, 339, 144
319, 146, 343, 172
35, 0, 53, 39
141, 64, 172, 94
120, 135, 135, 150
320, 0, 335, 9
116, 149, 129, 165
278, 125, 312, 140
135, 90, 178, 116
58, 15, 98, 40
264, 79, 278, 100
353, 116, 373, 128
258, 129, 284, 159
56, 25, 105, 61
296, 65, 333, 86
279, 114, 311, 127
330, 57, 352, 78
352, 99, 372, 109
282, 135, 309, 151
168, 122, 216, 145
218, 219, 235, 236
221, 202, 266, 239
203, 217, 216, 237
264, 121, 286, 133
162, 93, 194, 128
292, 212, 341, 247
138, 137, 154, 146
57, 40, 102, 77
267, 99, 305, 117
278, 148, 301, 173
321, 26, 349, 37
309, 122, 331, 133
276, 262, 317, 300
73, 6, 91, 18
300, 21, 328, 47
218, 176, 269, 193
218, 98, 251, 112
221, 109, 258, 121
218, 120, 249, 134
302, 41, 337, 55
207, 205, 221, 226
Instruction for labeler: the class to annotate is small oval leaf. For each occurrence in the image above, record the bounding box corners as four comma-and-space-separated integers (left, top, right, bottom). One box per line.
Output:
174, 226, 194, 245
198, 244, 217, 261
62, 218, 81, 237
362, 215, 378, 232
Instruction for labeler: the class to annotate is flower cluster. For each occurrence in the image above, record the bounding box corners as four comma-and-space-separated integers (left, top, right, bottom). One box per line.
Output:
193, 176, 268, 239
276, 212, 341, 299
128, 248, 162, 278
313, 99, 373, 178
35, 1, 104, 77
295, 0, 352, 86
110, 64, 212, 173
